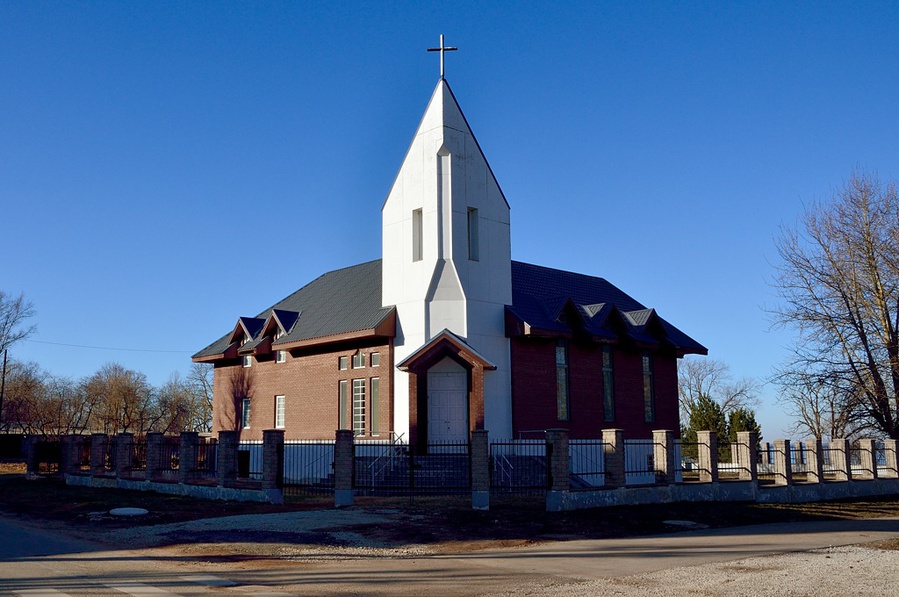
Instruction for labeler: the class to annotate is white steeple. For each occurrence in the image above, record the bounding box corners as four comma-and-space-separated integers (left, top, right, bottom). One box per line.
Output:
382, 78, 513, 439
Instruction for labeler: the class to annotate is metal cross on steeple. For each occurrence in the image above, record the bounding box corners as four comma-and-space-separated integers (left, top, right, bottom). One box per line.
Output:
427, 34, 457, 79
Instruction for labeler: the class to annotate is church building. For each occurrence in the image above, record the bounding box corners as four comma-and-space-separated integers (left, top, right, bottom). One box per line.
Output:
193, 63, 706, 447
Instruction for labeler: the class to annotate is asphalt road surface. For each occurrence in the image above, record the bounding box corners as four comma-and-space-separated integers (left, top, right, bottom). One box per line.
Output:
2, 514, 899, 596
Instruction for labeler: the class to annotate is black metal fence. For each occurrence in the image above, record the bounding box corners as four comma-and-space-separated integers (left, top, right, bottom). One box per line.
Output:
354, 440, 471, 495
282, 440, 335, 496
569, 439, 605, 489
490, 439, 547, 494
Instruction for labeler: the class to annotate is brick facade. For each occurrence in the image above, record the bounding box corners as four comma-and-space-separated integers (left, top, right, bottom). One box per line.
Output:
510, 337, 680, 439
212, 339, 393, 440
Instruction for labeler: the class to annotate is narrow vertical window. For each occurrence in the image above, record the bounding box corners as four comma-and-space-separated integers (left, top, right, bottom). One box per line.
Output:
370, 352, 380, 367
412, 208, 423, 262
242, 355, 252, 368
467, 207, 479, 261
274, 395, 285, 429
602, 346, 615, 422
276, 350, 286, 363
642, 352, 655, 423
352, 379, 366, 437
241, 398, 251, 429
556, 340, 570, 421
338, 380, 349, 430
338, 356, 348, 370
370, 377, 380, 436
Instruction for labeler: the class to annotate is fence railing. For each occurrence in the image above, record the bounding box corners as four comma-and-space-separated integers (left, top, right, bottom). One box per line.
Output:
569, 439, 605, 489
490, 439, 547, 494
283, 440, 335, 495
353, 440, 471, 495
29, 429, 899, 510
624, 439, 659, 485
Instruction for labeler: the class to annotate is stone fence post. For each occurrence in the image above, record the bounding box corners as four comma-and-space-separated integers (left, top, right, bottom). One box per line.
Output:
602, 429, 625, 488
470, 429, 490, 510
262, 429, 285, 490
179, 432, 200, 484
805, 438, 824, 484
858, 438, 878, 479
773, 439, 793, 486
217, 430, 238, 487
23, 435, 39, 477
653, 430, 676, 485
334, 429, 354, 507
90, 433, 108, 477
883, 439, 899, 479
830, 438, 852, 481
145, 432, 165, 482
60, 435, 79, 475
696, 431, 719, 483
546, 428, 570, 512
115, 433, 133, 477
735, 431, 758, 481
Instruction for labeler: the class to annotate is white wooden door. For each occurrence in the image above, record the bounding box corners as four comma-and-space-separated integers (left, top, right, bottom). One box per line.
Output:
427, 370, 468, 442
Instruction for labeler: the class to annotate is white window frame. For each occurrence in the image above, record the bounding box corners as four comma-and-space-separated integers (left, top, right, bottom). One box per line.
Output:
352, 379, 366, 437
370, 352, 380, 367
338, 356, 348, 370
467, 207, 479, 261
412, 208, 423, 262
274, 395, 285, 429
241, 398, 251, 429
276, 350, 286, 364
242, 355, 252, 368
352, 351, 365, 369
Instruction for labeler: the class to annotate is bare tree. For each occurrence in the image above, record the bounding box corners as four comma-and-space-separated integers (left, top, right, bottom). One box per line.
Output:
81, 363, 155, 435
775, 369, 867, 440
772, 171, 899, 439
0, 291, 37, 429
0, 291, 36, 354
223, 366, 254, 436
678, 357, 760, 420
187, 363, 214, 432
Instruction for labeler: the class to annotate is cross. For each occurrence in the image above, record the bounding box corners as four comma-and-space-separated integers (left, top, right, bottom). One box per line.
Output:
427, 34, 457, 79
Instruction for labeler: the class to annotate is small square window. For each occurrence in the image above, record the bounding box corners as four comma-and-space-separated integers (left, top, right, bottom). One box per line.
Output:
370, 352, 380, 367
276, 350, 286, 364
338, 356, 348, 370
352, 351, 365, 369
242, 355, 252, 368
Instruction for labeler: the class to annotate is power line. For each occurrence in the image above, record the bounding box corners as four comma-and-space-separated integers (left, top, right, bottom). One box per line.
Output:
24, 339, 192, 354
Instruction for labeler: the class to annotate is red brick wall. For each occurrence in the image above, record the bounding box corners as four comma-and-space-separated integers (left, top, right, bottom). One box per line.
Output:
510, 337, 681, 439
212, 340, 393, 441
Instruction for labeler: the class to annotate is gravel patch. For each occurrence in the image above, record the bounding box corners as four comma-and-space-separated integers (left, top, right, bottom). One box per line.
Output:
483, 545, 899, 597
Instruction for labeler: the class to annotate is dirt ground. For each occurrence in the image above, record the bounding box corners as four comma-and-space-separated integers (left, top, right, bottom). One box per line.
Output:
3, 468, 899, 555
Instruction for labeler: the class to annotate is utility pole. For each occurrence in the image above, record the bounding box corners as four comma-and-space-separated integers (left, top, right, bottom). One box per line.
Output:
0, 349, 7, 430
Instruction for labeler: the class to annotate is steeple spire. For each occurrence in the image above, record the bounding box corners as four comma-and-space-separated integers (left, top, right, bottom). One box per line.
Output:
427, 34, 457, 79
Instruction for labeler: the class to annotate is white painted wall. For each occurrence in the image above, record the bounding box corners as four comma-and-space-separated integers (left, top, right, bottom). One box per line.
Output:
382, 80, 513, 439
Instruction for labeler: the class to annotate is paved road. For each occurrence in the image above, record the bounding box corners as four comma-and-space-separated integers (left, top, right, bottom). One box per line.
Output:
1, 515, 898, 596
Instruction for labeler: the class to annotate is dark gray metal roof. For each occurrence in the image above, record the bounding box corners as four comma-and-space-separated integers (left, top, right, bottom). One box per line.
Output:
193, 260, 393, 359
507, 261, 707, 354
194, 258, 706, 359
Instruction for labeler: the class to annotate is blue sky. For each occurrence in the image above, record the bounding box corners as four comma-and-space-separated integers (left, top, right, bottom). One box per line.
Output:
3, 2, 898, 439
